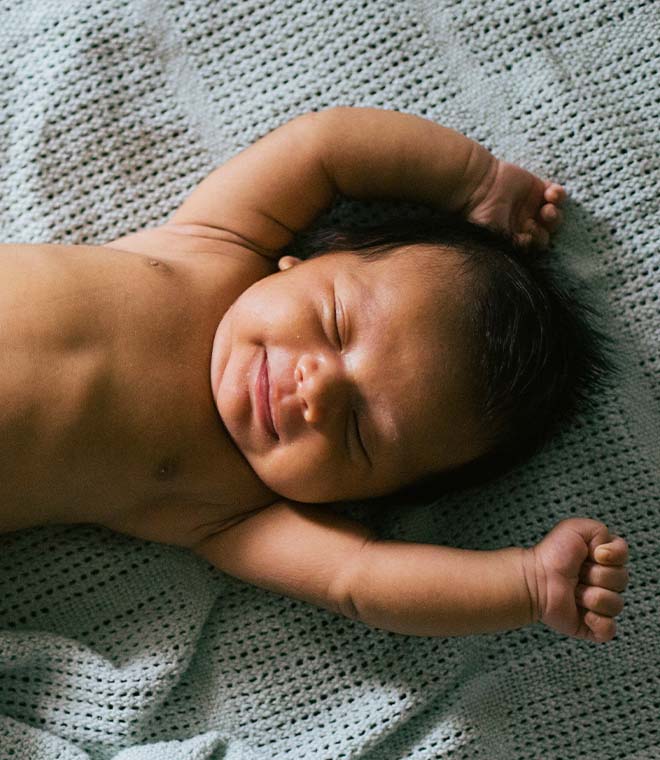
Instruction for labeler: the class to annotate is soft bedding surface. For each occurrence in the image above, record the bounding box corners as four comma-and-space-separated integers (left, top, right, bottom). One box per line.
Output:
0, 1, 658, 758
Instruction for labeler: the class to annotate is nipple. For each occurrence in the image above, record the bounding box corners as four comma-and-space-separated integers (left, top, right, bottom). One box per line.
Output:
153, 456, 179, 481
146, 258, 173, 274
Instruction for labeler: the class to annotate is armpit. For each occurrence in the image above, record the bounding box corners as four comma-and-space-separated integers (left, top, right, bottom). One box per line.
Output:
99, 497, 268, 549
161, 222, 276, 259
102, 223, 270, 259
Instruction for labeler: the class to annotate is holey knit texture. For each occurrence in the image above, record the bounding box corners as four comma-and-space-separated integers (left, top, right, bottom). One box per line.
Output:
0, 1, 658, 759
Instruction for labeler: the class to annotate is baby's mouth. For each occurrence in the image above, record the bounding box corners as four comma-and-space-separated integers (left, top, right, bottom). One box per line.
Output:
257, 350, 279, 440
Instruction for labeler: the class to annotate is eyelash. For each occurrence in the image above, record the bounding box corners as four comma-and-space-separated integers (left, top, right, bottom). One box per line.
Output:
353, 411, 369, 462
333, 293, 343, 349
334, 294, 368, 464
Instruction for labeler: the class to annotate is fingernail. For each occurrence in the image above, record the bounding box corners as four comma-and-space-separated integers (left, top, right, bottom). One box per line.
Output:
597, 548, 611, 562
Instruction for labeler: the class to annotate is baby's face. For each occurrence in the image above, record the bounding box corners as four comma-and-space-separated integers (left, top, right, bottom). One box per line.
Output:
210, 247, 484, 502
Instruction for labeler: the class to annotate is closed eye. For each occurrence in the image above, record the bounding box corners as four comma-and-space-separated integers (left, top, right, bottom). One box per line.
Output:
333, 291, 343, 349
354, 411, 370, 465
333, 289, 368, 465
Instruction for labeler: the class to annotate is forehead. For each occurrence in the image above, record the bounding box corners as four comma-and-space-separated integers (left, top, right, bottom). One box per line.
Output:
336, 245, 467, 348
328, 248, 482, 483
315, 245, 463, 308
344, 246, 461, 328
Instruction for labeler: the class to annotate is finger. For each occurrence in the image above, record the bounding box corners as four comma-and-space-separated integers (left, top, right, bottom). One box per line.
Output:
540, 203, 558, 223
579, 561, 629, 592
576, 584, 624, 617
514, 231, 534, 247
544, 183, 566, 205
522, 217, 551, 247
583, 610, 616, 643
594, 536, 629, 566
516, 219, 550, 248
539, 204, 563, 230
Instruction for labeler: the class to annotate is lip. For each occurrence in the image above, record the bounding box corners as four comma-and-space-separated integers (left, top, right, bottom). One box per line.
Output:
255, 349, 279, 440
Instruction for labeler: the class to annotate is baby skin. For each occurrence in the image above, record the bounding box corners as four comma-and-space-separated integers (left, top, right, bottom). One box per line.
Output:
0, 107, 628, 642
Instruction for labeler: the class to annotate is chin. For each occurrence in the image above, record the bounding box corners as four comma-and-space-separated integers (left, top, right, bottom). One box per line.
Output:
259, 479, 326, 504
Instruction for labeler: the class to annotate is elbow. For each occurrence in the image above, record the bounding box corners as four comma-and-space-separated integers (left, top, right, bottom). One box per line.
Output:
291, 107, 341, 133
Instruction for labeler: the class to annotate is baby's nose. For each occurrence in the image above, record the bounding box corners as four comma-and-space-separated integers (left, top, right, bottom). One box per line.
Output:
295, 353, 347, 425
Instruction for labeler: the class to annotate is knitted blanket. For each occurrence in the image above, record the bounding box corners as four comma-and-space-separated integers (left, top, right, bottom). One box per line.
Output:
0, 1, 658, 758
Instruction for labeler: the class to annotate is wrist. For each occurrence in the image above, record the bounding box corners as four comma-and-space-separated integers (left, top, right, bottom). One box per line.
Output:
520, 546, 542, 625
450, 146, 500, 216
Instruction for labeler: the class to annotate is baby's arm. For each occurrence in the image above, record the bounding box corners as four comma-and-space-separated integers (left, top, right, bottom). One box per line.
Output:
192, 502, 628, 641
166, 107, 563, 255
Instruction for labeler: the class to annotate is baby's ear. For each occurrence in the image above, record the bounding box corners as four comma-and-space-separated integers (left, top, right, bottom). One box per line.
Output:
278, 255, 303, 271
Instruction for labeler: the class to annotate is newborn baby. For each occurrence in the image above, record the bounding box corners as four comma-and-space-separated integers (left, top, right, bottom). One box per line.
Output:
1, 107, 628, 642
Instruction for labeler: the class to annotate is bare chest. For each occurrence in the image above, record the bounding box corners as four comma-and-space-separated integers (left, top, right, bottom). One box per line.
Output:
0, 242, 276, 539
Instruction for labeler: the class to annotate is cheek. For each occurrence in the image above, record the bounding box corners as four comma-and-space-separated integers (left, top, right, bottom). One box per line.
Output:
235, 283, 305, 345
255, 433, 344, 497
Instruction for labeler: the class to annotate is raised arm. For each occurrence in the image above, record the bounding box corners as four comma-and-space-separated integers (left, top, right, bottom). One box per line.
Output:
165, 107, 497, 257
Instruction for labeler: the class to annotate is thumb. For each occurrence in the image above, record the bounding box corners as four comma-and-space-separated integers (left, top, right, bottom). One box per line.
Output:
556, 517, 611, 560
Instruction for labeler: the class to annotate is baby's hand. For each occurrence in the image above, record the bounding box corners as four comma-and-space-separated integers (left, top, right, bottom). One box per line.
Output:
464, 159, 567, 248
526, 518, 629, 643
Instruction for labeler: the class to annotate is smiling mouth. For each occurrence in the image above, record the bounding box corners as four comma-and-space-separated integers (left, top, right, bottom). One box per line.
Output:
257, 350, 279, 440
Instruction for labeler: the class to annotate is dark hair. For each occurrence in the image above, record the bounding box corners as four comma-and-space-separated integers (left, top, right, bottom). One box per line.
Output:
301, 212, 614, 504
